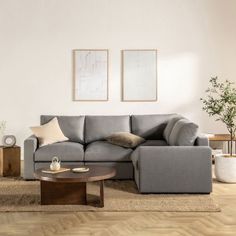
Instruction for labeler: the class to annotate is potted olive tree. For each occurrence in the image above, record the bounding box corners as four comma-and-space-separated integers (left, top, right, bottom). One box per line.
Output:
201, 77, 236, 183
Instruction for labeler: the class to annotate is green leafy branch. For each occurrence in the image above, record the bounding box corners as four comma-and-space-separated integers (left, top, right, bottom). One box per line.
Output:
200, 77, 236, 156
0, 121, 6, 135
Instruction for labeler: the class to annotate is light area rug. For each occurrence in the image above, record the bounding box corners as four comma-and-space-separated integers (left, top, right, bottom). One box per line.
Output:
0, 178, 220, 212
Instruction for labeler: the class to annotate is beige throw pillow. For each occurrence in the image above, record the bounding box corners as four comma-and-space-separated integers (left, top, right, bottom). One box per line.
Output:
106, 132, 145, 148
30, 117, 68, 147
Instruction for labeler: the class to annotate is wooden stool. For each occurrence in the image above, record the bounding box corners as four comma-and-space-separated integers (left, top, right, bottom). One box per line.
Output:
0, 146, 21, 177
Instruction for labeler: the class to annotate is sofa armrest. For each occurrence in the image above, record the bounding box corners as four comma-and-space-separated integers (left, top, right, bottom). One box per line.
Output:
24, 135, 38, 179
195, 134, 209, 146
137, 146, 212, 193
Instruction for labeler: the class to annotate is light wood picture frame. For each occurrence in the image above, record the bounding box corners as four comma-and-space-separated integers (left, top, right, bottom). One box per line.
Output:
73, 49, 109, 101
121, 49, 157, 102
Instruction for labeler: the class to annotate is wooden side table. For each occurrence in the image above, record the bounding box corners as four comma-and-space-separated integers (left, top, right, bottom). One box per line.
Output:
0, 146, 21, 177
208, 134, 236, 154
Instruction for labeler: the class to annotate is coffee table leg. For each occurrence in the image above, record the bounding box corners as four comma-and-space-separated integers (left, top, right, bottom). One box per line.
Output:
85, 183, 87, 204
40, 180, 86, 205
100, 180, 104, 207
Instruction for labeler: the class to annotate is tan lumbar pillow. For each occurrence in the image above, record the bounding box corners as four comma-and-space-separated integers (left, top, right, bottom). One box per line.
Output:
30, 117, 68, 147
106, 132, 145, 148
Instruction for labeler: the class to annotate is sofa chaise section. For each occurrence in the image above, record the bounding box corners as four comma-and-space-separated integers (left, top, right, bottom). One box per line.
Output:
130, 114, 212, 193
131, 145, 212, 193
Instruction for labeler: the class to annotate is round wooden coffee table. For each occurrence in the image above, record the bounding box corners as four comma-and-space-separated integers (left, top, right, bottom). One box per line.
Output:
34, 165, 116, 207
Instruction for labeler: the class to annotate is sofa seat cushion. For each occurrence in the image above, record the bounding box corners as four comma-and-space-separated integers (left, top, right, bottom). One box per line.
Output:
131, 140, 168, 167
139, 140, 168, 146
84, 141, 133, 162
34, 141, 84, 162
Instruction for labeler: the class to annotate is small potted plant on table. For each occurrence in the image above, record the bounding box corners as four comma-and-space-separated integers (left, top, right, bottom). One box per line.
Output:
201, 77, 236, 183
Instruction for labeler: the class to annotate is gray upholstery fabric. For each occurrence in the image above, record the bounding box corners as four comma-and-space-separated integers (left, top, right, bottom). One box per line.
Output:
163, 115, 183, 143
131, 140, 168, 167
24, 135, 38, 179
24, 113, 212, 187
40, 115, 85, 144
34, 141, 84, 162
131, 147, 140, 168
85, 162, 134, 179
135, 146, 212, 193
85, 116, 130, 143
133, 158, 140, 188
195, 134, 209, 146
131, 114, 175, 140
168, 119, 199, 146
84, 141, 132, 162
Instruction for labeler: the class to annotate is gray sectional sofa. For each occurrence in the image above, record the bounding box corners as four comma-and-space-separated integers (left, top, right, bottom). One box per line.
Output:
24, 114, 212, 193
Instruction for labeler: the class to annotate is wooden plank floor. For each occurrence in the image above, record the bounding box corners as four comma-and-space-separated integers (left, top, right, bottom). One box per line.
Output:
0, 172, 236, 235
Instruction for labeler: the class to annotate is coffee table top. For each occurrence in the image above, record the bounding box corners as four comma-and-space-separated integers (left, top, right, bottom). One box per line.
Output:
34, 165, 116, 183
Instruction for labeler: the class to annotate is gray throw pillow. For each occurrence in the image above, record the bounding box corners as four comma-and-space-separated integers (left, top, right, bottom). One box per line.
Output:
106, 132, 145, 148
168, 119, 199, 146
163, 115, 183, 143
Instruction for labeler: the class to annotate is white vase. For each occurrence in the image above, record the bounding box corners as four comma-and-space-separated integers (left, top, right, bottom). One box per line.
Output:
215, 154, 236, 183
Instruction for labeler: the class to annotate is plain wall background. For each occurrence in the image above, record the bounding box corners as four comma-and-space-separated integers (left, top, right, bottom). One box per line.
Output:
0, 0, 236, 157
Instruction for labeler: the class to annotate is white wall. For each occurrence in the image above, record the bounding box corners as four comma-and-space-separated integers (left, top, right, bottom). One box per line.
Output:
0, 0, 236, 154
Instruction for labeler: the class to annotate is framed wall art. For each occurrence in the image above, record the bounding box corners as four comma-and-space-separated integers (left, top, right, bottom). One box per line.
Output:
73, 49, 109, 101
121, 49, 157, 101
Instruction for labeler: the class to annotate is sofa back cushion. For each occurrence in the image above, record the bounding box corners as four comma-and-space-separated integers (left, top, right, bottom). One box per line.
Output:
85, 116, 130, 144
131, 114, 175, 139
163, 115, 183, 143
168, 118, 199, 146
40, 115, 85, 144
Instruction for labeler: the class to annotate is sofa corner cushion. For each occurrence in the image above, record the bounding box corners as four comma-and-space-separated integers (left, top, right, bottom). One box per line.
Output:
34, 141, 84, 162
40, 115, 85, 144
168, 119, 199, 146
84, 141, 133, 162
85, 116, 130, 143
131, 114, 176, 140
163, 115, 183, 143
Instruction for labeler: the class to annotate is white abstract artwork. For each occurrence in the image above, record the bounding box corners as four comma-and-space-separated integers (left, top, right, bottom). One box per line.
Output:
73, 50, 108, 101
122, 50, 157, 101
